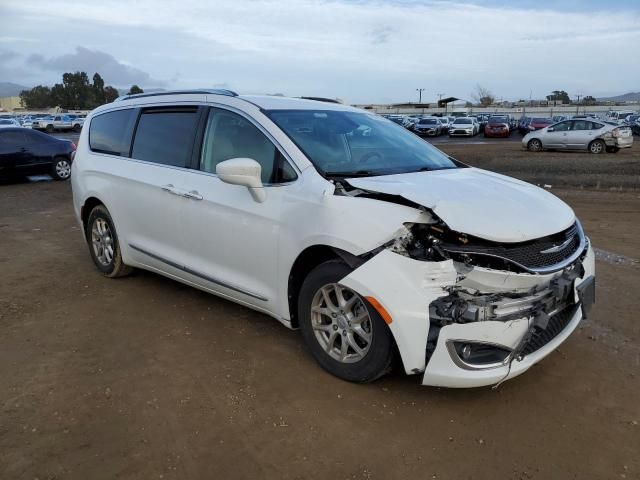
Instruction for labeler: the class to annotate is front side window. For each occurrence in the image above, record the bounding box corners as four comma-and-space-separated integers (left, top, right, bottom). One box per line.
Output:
267, 109, 459, 177
131, 107, 199, 167
89, 109, 137, 156
200, 108, 296, 184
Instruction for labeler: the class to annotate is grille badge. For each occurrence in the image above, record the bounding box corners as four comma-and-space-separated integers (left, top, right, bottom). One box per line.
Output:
540, 237, 573, 254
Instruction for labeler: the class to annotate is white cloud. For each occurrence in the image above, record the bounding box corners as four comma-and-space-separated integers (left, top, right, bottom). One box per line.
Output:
2, 0, 639, 102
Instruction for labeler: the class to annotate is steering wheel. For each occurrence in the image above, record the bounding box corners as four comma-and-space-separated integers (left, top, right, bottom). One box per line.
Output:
357, 151, 382, 164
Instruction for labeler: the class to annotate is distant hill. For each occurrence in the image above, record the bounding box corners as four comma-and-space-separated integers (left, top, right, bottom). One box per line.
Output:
599, 92, 640, 102
0, 82, 29, 97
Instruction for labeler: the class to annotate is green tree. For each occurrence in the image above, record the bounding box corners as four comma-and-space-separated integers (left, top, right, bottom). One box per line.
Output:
127, 85, 144, 95
19, 85, 52, 109
546, 90, 571, 105
583, 95, 597, 106
104, 86, 119, 103
92, 73, 106, 106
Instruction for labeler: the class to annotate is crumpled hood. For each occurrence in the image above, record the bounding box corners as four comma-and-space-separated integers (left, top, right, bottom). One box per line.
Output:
346, 167, 575, 243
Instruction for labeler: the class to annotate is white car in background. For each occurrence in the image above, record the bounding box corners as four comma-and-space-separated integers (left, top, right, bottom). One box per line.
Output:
523, 118, 633, 154
448, 117, 479, 137
0, 118, 21, 128
72, 90, 595, 388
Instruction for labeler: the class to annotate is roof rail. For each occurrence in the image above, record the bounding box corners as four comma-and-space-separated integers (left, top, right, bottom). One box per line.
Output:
115, 89, 239, 102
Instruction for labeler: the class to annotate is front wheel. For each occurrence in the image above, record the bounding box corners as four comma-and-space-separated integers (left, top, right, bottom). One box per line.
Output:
527, 138, 543, 152
51, 157, 71, 180
73, 124, 82, 133
86, 205, 132, 278
298, 260, 394, 383
45, 124, 54, 133
589, 140, 605, 154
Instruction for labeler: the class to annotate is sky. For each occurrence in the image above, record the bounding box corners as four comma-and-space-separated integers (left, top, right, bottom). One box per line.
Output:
0, 0, 638, 104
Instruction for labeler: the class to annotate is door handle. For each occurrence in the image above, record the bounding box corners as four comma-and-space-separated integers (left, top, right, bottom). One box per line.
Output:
161, 184, 202, 200
161, 183, 181, 195
183, 190, 203, 201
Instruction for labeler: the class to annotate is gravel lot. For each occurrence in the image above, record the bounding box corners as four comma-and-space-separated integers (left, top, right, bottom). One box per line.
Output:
1, 143, 639, 480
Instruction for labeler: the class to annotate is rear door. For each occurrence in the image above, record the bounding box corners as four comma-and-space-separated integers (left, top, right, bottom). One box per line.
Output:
566, 120, 595, 149
110, 106, 204, 273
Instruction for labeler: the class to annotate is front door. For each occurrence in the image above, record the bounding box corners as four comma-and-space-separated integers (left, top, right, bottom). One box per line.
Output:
543, 120, 572, 148
179, 107, 299, 309
0, 130, 29, 176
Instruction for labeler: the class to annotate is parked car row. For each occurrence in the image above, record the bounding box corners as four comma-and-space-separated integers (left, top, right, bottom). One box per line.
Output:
0, 113, 86, 132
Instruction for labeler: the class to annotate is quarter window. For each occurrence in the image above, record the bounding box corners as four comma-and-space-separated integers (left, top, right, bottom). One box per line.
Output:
89, 109, 137, 156
200, 108, 297, 184
131, 108, 199, 167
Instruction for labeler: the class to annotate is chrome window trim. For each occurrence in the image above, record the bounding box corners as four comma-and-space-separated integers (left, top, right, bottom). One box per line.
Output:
89, 100, 302, 186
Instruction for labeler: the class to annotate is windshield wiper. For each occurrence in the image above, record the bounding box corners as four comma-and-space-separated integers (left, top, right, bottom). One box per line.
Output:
324, 170, 376, 178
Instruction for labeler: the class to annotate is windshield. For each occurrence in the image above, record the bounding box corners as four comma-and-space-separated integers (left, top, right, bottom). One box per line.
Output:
267, 109, 460, 177
454, 118, 472, 124
419, 118, 438, 125
489, 116, 508, 123
532, 118, 551, 123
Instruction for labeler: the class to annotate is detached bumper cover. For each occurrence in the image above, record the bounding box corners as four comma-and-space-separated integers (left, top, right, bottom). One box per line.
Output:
341, 244, 595, 388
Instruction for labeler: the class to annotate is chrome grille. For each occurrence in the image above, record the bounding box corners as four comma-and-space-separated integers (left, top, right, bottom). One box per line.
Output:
442, 222, 585, 273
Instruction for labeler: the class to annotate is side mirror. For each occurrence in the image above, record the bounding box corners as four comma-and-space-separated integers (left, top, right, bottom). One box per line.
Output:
216, 158, 266, 203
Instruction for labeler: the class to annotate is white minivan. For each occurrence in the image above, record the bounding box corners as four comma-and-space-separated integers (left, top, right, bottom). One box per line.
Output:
72, 90, 595, 388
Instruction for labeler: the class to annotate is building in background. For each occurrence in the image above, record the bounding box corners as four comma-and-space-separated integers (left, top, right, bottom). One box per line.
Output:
0, 96, 24, 112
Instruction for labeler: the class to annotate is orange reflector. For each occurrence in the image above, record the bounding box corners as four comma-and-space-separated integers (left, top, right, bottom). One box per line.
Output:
365, 296, 393, 325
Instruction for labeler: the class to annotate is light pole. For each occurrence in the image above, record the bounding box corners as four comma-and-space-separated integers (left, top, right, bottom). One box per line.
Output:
575, 94, 582, 115
416, 88, 425, 104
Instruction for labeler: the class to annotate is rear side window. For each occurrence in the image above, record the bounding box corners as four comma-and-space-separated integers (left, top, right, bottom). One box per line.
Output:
0, 131, 26, 145
131, 108, 199, 167
89, 109, 136, 156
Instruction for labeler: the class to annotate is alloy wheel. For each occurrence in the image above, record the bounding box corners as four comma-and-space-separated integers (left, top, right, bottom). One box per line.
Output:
91, 218, 114, 267
310, 283, 372, 363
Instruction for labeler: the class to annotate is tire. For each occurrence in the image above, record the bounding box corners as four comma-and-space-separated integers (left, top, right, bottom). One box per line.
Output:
527, 138, 543, 152
589, 140, 605, 154
298, 260, 394, 383
606, 146, 620, 153
73, 124, 82, 133
85, 205, 132, 278
45, 124, 54, 133
51, 156, 72, 180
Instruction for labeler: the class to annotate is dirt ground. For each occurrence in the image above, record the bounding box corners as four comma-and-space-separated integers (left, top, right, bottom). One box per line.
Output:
1, 144, 639, 480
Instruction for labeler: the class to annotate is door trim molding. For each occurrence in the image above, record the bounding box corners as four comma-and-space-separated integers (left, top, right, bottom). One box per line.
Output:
128, 243, 268, 301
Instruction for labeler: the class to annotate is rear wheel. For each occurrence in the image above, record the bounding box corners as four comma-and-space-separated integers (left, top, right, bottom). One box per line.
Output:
298, 260, 394, 383
73, 124, 82, 133
51, 157, 71, 180
589, 139, 605, 154
86, 205, 132, 278
527, 138, 543, 152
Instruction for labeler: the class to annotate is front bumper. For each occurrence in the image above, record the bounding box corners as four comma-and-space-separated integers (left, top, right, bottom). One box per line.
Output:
341, 245, 595, 388
449, 129, 474, 136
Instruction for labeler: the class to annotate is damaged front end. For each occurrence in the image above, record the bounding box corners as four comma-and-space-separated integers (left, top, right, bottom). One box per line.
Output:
340, 203, 595, 388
